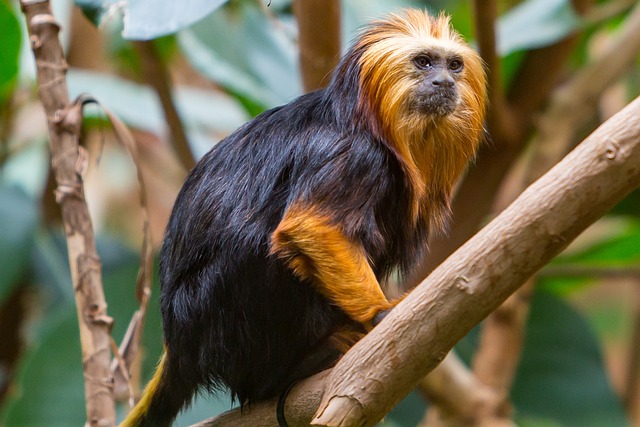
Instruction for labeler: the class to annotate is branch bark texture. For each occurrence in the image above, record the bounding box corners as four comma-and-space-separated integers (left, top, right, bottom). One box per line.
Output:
20, 0, 115, 425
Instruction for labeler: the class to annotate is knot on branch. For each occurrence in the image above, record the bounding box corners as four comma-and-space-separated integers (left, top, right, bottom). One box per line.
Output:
83, 368, 115, 396
54, 182, 84, 203
51, 102, 83, 135
28, 11, 59, 27
603, 138, 621, 161
454, 275, 473, 294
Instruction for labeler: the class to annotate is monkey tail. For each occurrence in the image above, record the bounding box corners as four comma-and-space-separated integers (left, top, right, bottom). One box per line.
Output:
119, 351, 197, 427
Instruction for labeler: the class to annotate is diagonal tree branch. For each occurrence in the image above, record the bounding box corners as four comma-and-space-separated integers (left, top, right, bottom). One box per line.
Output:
193, 93, 640, 427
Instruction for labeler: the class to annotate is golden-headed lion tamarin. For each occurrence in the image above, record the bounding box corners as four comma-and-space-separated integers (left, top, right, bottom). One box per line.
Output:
121, 9, 486, 427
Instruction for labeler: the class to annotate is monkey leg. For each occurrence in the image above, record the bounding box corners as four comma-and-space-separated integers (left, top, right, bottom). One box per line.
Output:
270, 204, 392, 327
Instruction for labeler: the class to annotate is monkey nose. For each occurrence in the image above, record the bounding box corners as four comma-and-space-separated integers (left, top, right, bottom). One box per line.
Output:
432, 74, 455, 88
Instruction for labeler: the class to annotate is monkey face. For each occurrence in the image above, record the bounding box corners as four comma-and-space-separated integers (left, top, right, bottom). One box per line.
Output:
411, 52, 462, 117
353, 10, 486, 153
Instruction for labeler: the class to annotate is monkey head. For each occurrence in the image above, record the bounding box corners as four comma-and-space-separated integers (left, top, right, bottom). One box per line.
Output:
344, 10, 487, 231
355, 10, 486, 130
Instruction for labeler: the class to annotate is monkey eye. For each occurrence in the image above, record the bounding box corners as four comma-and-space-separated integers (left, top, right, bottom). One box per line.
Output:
413, 55, 433, 70
448, 59, 464, 72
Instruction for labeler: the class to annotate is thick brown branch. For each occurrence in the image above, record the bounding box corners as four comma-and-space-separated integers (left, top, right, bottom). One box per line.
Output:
19, 0, 115, 425
294, 0, 341, 92
133, 40, 195, 170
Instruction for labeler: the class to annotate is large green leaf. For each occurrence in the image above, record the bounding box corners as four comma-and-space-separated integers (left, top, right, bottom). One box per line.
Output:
185, 2, 301, 110
455, 291, 627, 427
178, 30, 282, 113
539, 219, 640, 295
1, 310, 86, 426
511, 291, 628, 427
1, 231, 235, 425
75, 0, 228, 40
0, 186, 38, 301
124, 0, 228, 40
497, 0, 581, 55
0, 0, 21, 102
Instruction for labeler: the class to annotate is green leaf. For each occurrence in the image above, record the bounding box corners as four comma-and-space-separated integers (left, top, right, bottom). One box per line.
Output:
186, 2, 301, 107
497, 0, 581, 55
511, 291, 628, 427
517, 416, 564, 427
178, 30, 281, 112
75, 0, 228, 39
611, 188, 640, 217
540, 219, 640, 295
455, 291, 628, 426
124, 0, 228, 40
561, 221, 640, 265
1, 310, 86, 426
2, 235, 162, 425
0, 0, 21, 102
0, 186, 38, 301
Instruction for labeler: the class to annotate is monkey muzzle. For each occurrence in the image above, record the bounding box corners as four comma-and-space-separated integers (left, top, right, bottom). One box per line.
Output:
413, 85, 460, 117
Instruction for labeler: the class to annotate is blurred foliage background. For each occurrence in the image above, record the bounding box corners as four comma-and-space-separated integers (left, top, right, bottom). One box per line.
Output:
1, 0, 640, 426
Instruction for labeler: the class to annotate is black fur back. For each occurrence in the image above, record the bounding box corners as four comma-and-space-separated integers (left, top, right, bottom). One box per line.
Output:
159, 70, 429, 406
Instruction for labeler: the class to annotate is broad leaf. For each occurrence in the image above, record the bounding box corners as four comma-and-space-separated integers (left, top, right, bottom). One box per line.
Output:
0, 186, 37, 301
0, 1, 21, 102
124, 0, 228, 40
185, 2, 301, 110
497, 0, 581, 55
178, 30, 281, 112
75, 0, 228, 40
456, 291, 627, 426
511, 291, 628, 426
2, 236, 158, 425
